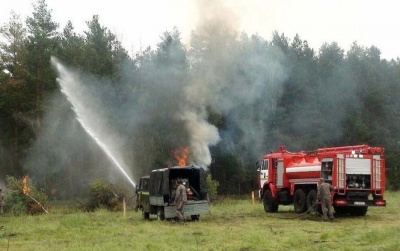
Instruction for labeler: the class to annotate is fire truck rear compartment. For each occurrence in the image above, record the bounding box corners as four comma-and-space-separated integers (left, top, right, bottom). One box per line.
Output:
346, 174, 371, 189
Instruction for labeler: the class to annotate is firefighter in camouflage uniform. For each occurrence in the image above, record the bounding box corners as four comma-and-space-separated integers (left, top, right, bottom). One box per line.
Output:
174, 179, 187, 221
317, 178, 335, 221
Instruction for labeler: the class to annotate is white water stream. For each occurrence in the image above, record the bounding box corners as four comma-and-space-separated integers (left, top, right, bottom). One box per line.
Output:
51, 57, 136, 188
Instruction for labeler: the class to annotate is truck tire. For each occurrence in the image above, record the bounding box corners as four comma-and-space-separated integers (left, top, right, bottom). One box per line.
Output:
350, 206, 368, 216
334, 206, 348, 216
306, 189, 318, 214
191, 215, 200, 221
294, 189, 307, 213
263, 190, 279, 213
157, 207, 165, 221
142, 209, 150, 220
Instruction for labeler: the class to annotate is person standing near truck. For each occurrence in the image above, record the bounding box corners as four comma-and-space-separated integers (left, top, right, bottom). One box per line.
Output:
174, 179, 187, 221
317, 178, 335, 221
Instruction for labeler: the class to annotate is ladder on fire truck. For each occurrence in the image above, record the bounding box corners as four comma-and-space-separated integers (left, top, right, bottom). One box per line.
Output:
337, 154, 346, 195
373, 155, 383, 196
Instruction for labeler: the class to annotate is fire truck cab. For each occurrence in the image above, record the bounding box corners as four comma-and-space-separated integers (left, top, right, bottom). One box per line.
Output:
257, 145, 386, 216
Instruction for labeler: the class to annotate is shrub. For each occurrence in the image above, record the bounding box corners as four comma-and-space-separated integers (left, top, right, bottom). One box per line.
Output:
85, 179, 128, 212
206, 174, 219, 202
4, 175, 48, 215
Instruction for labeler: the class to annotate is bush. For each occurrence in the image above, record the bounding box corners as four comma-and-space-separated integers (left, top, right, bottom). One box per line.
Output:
85, 179, 128, 212
4, 176, 48, 215
206, 174, 219, 202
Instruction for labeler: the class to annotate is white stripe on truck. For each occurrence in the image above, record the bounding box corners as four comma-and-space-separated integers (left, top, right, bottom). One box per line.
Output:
286, 165, 320, 173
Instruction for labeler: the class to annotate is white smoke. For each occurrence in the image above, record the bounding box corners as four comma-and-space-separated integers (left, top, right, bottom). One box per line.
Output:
185, 0, 287, 159
180, 110, 220, 167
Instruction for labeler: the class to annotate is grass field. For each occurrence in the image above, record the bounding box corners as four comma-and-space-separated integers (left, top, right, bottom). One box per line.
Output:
0, 191, 399, 251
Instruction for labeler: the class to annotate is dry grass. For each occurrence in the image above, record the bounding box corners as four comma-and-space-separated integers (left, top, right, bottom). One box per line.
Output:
0, 191, 399, 251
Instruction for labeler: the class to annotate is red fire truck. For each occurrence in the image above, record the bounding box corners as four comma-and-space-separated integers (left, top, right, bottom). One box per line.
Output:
257, 145, 386, 216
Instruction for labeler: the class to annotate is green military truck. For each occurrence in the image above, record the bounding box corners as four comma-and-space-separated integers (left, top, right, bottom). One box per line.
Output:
135, 165, 209, 220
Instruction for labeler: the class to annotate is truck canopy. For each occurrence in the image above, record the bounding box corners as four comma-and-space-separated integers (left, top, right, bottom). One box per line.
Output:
148, 166, 208, 200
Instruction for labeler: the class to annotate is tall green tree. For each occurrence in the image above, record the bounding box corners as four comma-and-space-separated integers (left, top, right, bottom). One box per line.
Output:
315, 42, 348, 146
0, 12, 32, 176
344, 43, 387, 145
83, 15, 128, 78
56, 21, 85, 67
25, 0, 59, 135
318, 42, 344, 78
270, 33, 319, 150
0, 12, 28, 78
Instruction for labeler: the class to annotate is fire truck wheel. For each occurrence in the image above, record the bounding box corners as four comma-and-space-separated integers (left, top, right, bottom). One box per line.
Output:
333, 206, 348, 216
142, 209, 150, 220
306, 189, 318, 214
350, 206, 368, 216
263, 190, 279, 213
157, 207, 165, 221
293, 189, 307, 213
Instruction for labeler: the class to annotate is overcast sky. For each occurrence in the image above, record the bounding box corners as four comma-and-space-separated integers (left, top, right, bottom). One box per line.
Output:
1, 0, 399, 60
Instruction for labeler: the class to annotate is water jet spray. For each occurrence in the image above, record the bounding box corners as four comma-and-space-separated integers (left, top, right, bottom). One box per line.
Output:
51, 57, 136, 188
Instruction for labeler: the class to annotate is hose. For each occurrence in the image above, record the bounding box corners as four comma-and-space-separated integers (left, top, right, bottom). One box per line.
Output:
265, 201, 319, 219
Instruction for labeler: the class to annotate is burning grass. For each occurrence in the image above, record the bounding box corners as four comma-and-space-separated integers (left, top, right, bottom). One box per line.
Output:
0, 191, 399, 250
3, 176, 48, 215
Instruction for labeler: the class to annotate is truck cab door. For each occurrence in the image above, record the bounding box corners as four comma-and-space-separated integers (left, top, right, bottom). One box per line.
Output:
257, 159, 269, 199
258, 159, 269, 189
137, 177, 150, 212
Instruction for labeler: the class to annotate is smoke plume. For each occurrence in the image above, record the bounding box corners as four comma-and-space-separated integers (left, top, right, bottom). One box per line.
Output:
186, 0, 287, 160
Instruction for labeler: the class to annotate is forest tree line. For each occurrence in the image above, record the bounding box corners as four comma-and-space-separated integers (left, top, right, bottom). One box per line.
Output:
1, 0, 400, 199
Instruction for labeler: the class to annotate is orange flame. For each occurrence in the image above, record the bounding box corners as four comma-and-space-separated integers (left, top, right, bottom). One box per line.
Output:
173, 147, 189, 166
22, 176, 29, 195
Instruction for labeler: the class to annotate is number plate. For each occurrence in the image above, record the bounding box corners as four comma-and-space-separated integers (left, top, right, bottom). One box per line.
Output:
354, 201, 365, 205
